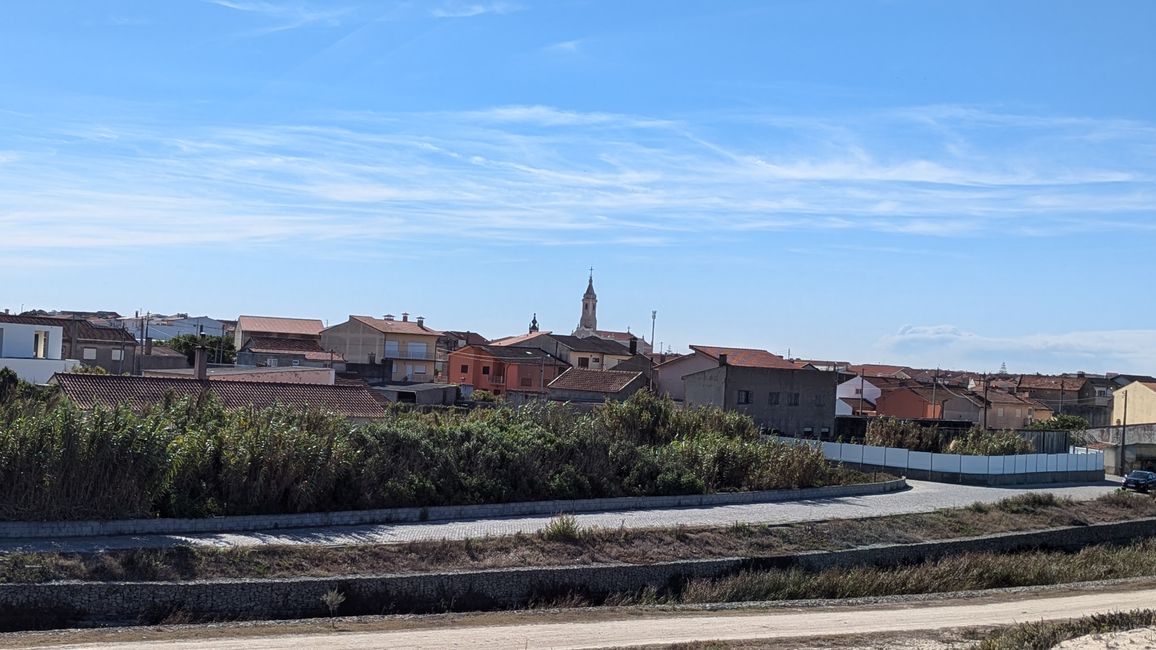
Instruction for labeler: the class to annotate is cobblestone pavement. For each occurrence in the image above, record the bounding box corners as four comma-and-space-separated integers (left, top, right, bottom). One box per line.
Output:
1, 479, 1120, 554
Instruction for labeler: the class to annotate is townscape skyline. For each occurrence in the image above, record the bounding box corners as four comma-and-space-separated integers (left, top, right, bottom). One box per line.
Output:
2, 1, 1155, 374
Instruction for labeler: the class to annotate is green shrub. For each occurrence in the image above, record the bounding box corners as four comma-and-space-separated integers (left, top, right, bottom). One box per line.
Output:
0, 389, 838, 521
947, 427, 1034, 456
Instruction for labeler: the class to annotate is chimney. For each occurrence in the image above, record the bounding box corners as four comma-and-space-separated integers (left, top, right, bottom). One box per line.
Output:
384, 314, 395, 321
144, 337, 153, 356
416, 316, 425, 327
629, 336, 637, 355
718, 353, 728, 367
194, 346, 208, 381
401, 312, 409, 322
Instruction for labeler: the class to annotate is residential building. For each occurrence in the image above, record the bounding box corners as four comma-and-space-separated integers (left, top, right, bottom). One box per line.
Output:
448, 344, 569, 401
137, 342, 190, 372
237, 337, 343, 369
0, 318, 80, 383
51, 373, 388, 422
374, 383, 458, 406
1113, 381, 1156, 426
655, 344, 801, 402
684, 356, 837, 436
0, 314, 137, 374
320, 314, 442, 383
836, 376, 883, 416
499, 332, 636, 370
547, 368, 648, 403
846, 363, 913, 380
233, 315, 324, 352
982, 390, 1051, 429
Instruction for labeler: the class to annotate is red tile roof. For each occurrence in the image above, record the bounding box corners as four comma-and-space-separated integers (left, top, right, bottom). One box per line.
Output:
689, 345, 802, 370
490, 331, 551, 347
236, 315, 324, 337
0, 314, 137, 344
242, 337, 344, 362
548, 368, 643, 394
1016, 375, 1088, 392
348, 315, 442, 337
53, 374, 387, 419
847, 364, 912, 378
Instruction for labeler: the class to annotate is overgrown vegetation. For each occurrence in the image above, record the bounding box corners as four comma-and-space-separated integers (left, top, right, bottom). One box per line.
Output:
0, 389, 837, 521
865, 418, 1032, 455
1025, 414, 1089, 431
973, 610, 1156, 650
548, 539, 1156, 607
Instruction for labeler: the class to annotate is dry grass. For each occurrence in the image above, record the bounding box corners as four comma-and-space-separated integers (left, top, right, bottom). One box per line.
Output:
972, 610, 1156, 650
1, 491, 1153, 584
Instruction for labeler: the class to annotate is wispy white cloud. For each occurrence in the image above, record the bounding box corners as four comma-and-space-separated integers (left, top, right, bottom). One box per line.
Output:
0, 104, 1153, 256
430, 2, 521, 19
545, 39, 582, 54
880, 325, 1156, 374
203, 0, 350, 32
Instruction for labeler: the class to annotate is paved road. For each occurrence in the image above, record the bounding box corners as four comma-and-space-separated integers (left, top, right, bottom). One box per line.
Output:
0, 478, 1119, 554
40, 583, 1156, 649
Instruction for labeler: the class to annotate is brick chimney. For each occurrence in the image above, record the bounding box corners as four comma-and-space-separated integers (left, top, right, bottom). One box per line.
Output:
401, 312, 409, 322
416, 316, 425, 327
384, 314, 395, 321
144, 337, 153, 356
718, 353, 728, 366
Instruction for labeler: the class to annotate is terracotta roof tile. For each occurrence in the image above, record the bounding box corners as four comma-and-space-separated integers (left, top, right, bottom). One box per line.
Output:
53, 374, 387, 419
236, 315, 324, 337
241, 337, 344, 362
548, 368, 642, 393
348, 315, 442, 337
1017, 375, 1088, 392
690, 345, 802, 370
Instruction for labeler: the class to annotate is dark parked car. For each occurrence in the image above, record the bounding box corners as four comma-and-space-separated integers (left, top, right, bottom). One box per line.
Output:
1122, 470, 1156, 492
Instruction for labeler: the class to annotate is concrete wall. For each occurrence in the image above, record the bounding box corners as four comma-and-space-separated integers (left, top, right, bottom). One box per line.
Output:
0, 322, 64, 359
1114, 382, 1156, 426
655, 353, 716, 402
0, 358, 79, 384
687, 365, 837, 436
3, 516, 1153, 631
777, 436, 1105, 485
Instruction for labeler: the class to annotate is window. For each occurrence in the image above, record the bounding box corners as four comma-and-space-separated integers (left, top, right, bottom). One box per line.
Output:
768, 392, 780, 405
460, 364, 469, 374
788, 392, 800, 406
813, 394, 824, 406
997, 407, 1005, 417
267, 357, 278, 367
406, 342, 428, 360
33, 330, 50, 359
111, 349, 123, 362
520, 377, 532, 387
384, 340, 400, 358
414, 364, 427, 375
482, 366, 490, 375
736, 390, 752, 404
291, 359, 301, 366
577, 357, 590, 368
854, 388, 862, 395
82, 347, 97, 361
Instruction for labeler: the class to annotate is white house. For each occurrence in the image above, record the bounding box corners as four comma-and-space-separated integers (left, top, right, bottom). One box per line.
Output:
0, 321, 80, 383
836, 375, 883, 416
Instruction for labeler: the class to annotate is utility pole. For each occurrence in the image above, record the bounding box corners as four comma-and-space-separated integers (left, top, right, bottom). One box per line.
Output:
650, 310, 656, 356
982, 373, 990, 430
1120, 390, 1129, 476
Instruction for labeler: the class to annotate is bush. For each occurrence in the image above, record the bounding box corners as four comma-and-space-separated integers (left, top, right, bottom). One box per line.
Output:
865, 417, 944, 452
946, 427, 1034, 456
0, 389, 838, 521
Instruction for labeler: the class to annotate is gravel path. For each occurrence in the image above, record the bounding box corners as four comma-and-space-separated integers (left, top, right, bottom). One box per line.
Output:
0, 478, 1119, 554
38, 583, 1156, 649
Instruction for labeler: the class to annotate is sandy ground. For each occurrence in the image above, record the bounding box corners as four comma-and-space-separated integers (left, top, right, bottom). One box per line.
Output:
23, 584, 1156, 650
1055, 626, 1156, 649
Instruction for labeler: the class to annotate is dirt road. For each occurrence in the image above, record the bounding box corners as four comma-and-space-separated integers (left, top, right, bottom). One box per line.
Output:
39, 585, 1156, 650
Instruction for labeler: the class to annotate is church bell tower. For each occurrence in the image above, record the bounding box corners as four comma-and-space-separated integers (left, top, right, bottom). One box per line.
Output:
575, 269, 597, 336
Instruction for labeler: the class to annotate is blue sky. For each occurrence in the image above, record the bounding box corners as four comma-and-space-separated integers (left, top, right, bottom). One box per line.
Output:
2, 1, 1155, 373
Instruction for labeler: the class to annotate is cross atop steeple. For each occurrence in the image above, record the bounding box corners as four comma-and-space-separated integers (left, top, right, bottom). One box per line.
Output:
588, 266, 594, 281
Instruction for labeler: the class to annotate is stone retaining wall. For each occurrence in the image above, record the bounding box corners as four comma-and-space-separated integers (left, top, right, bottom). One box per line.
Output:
3, 516, 1155, 631
0, 479, 907, 539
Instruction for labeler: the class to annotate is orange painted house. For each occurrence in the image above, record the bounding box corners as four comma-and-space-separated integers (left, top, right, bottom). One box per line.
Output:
874, 386, 944, 419
448, 345, 569, 399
